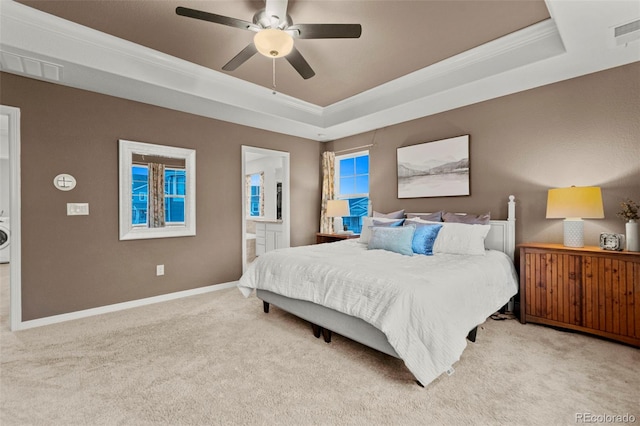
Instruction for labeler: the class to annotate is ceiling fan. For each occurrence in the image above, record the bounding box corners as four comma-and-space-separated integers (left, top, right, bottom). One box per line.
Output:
176, 0, 362, 79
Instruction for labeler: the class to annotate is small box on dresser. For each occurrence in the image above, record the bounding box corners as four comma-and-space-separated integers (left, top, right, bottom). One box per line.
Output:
519, 243, 640, 347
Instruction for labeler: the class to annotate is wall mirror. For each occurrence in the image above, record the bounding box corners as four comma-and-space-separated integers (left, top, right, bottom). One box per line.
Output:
119, 139, 196, 240
241, 146, 290, 273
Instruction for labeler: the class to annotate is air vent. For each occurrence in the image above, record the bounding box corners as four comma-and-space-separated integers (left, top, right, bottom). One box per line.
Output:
613, 18, 640, 46
0, 51, 62, 81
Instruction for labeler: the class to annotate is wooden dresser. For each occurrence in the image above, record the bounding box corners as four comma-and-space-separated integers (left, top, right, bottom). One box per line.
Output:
519, 243, 640, 347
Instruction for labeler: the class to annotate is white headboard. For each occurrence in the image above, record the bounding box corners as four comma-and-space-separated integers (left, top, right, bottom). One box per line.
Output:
485, 195, 516, 260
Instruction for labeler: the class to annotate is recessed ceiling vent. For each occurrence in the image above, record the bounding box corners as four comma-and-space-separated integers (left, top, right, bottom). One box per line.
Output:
613, 18, 640, 46
0, 51, 62, 81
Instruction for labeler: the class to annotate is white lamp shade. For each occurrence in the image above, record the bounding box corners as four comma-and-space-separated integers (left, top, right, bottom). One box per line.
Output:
254, 29, 294, 58
326, 200, 350, 217
546, 186, 604, 219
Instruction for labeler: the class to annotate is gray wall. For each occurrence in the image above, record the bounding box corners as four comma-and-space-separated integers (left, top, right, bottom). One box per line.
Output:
329, 62, 640, 248
1, 73, 322, 321
2, 61, 639, 321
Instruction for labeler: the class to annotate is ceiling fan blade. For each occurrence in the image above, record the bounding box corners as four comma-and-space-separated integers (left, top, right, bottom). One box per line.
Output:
288, 23, 362, 39
176, 6, 260, 32
222, 43, 258, 71
285, 46, 315, 79
264, 0, 289, 26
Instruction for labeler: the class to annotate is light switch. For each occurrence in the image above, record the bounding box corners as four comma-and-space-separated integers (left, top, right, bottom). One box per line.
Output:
67, 203, 89, 216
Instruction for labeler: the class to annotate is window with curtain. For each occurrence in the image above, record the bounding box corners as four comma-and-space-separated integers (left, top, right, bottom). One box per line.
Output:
131, 164, 186, 226
247, 172, 264, 217
335, 151, 369, 233
120, 140, 195, 241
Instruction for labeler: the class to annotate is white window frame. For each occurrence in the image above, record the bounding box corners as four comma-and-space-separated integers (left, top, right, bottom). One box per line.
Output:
119, 139, 196, 240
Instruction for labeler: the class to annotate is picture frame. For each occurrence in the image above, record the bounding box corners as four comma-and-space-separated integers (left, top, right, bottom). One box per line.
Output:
397, 135, 470, 198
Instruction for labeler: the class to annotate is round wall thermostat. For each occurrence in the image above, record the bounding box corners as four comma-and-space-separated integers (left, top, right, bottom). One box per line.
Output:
53, 174, 77, 191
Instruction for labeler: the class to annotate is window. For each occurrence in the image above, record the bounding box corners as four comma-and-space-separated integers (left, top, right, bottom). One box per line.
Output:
336, 151, 369, 233
130, 166, 186, 225
246, 172, 264, 217
132, 165, 149, 225
249, 173, 262, 217
119, 139, 196, 240
164, 168, 186, 223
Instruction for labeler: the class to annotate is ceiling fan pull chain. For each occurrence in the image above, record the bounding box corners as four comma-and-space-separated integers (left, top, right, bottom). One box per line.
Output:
272, 58, 277, 95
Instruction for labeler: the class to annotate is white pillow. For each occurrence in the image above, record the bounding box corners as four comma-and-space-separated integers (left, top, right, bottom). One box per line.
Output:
432, 222, 491, 255
359, 217, 406, 243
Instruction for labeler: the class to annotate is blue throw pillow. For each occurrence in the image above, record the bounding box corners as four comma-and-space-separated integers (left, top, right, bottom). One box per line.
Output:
406, 223, 443, 255
367, 226, 415, 256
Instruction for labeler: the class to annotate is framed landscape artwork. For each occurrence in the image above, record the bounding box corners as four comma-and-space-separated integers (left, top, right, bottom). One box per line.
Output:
397, 135, 470, 198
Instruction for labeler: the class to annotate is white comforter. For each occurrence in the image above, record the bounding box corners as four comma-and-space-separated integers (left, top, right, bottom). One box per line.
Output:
238, 239, 518, 386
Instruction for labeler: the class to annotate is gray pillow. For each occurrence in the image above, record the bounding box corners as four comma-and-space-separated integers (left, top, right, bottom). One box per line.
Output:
405, 211, 443, 222
442, 211, 491, 225
372, 219, 405, 227
373, 209, 405, 219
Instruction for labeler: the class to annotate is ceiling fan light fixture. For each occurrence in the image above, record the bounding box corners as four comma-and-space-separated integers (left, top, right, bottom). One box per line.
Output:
254, 28, 293, 58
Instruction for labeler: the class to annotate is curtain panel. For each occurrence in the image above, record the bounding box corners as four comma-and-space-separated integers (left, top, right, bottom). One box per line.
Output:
148, 163, 166, 228
320, 151, 335, 233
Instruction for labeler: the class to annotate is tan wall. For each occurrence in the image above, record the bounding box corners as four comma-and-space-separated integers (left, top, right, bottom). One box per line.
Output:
1, 73, 322, 321
329, 62, 640, 248
3, 62, 639, 321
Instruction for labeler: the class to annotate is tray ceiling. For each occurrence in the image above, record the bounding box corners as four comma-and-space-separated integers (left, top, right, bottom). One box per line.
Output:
1, 1, 639, 141
14, 0, 550, 107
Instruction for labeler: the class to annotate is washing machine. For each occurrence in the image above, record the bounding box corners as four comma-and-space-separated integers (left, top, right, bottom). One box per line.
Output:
0, 217, 9, 264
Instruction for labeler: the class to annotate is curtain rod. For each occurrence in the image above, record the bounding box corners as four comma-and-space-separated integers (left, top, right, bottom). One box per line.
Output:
332, 143, 374, 155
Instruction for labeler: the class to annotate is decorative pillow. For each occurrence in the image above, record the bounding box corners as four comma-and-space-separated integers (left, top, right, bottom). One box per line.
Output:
373, 209, 405, 219
372, 219, 405, 227
432, 222, 491, 255
406, 211, 443, 222
367, 226, 415, 256
404, 217, 441, 225
360, 217, 407, 243
443, 211, 491, 225
404, 223, 443, 255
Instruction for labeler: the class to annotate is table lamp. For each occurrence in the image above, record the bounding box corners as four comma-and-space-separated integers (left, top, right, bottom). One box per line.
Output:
326, 200, 351, 234
546, 186, 604, 247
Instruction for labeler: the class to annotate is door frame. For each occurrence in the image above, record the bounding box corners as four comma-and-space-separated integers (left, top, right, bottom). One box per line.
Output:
1, 105, 22, 331
241, 146, 290, 273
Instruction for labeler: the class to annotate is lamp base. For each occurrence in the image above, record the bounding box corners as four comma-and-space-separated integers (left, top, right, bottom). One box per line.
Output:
563, 219, 584, 247
333, 217, 343, 234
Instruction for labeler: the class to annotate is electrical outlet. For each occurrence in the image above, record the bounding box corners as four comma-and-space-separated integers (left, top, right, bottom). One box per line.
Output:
156, 264, 164, 276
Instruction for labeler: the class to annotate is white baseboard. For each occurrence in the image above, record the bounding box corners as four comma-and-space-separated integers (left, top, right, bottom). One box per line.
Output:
16, 281, 239, 331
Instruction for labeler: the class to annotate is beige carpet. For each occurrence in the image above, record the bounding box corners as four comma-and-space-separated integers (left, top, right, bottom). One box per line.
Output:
1, 267, 638, 425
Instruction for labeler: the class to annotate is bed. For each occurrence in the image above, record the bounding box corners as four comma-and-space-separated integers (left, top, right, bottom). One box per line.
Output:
238, 196, 518, 387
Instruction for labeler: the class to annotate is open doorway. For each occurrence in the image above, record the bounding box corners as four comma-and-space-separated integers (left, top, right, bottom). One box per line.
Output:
241, 146, 290, 273
1, 105, 22, 331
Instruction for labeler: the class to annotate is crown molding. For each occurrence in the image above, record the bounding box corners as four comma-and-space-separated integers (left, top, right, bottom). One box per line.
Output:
1, 0, 639, 142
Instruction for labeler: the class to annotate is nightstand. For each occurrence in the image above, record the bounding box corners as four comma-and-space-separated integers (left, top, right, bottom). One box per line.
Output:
316, 233, 360, 244
519, 243, 640, 347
